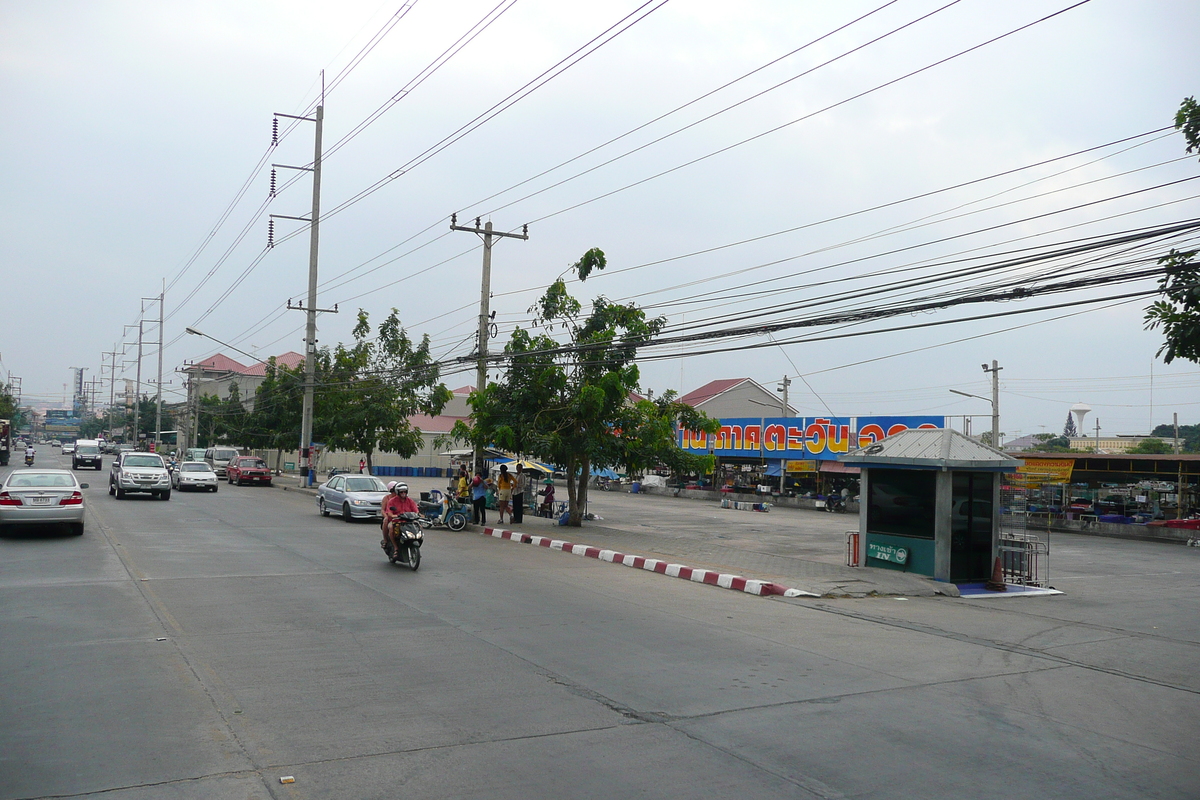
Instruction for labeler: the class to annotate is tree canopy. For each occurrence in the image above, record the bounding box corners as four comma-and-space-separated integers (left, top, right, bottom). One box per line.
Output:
464, 248, 717, 526
1144, 97, 1200, 365
316, 309, 450, 472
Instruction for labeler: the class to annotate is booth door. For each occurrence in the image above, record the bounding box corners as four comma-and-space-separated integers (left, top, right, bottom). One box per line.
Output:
950, 472, 993, 582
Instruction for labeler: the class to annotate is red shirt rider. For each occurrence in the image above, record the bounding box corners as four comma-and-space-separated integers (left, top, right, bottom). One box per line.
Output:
383, 484, 420, 535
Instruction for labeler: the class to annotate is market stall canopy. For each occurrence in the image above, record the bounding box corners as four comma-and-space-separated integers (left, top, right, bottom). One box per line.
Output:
839, 428, 1021, 471
492, 457, 555, 473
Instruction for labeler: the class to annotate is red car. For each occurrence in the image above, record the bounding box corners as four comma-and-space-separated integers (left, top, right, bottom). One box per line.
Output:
226, 456, 273, 486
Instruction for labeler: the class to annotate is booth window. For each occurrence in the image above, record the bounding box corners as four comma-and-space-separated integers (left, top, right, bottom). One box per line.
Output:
866, 468, 936, 539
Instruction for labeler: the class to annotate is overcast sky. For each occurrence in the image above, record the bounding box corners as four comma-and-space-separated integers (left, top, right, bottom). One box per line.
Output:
3, 0, 1198, 440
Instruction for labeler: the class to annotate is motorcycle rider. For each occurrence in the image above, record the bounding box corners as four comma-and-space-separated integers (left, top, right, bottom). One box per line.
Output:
382, 481, 420, 557
24, 444, 35, 465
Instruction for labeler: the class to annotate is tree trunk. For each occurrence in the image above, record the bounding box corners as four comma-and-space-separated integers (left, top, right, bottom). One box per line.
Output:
567, 454, 589, 527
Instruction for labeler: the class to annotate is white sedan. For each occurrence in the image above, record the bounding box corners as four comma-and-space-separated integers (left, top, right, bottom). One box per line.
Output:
172, 461, 219, 492
0, 469, 89, 536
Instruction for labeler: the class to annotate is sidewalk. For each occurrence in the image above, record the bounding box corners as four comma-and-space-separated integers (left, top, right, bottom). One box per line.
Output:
276, 480, 958, 598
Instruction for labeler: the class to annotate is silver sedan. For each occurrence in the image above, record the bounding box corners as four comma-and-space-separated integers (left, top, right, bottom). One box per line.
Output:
172, 461, 219, 492
0, 469, 89, 536
317, 474, 390, 521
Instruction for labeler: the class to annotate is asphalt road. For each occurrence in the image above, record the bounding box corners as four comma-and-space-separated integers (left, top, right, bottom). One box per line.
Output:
2, 450, 1198, 799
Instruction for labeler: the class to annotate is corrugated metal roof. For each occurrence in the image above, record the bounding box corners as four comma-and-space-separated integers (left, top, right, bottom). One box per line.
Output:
840, 428, 1021, 470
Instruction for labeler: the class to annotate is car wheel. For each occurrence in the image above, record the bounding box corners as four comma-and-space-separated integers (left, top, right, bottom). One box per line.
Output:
116, 486, 125, 499
342, 502, 352, 522
211, 485, 218, 492
161, 489, 171, 501
109, 482, 115, 496
70, 522, 84, 536
319, 498, 329, 517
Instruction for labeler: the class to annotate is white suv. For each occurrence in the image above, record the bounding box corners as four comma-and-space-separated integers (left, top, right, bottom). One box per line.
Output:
109, 452, 172, 500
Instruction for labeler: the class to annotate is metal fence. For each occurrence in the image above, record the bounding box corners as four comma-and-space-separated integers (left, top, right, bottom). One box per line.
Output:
999, 473, 1058, 587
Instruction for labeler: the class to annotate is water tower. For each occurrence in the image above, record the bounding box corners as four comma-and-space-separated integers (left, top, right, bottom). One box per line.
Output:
1070, 402, 1091, 437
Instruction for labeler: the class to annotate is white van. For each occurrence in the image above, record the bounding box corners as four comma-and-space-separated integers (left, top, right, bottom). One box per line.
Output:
204, 446, 242, 478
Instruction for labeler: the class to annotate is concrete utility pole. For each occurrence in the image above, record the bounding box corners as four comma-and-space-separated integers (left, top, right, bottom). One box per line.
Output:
155, 283, 164, 450
274, 97, 335, 487
776, 375, 790, 493
450, 214, 529, 473
983, 360, 1002, 448
123, 322, 145, 446
101, 349, 119, 440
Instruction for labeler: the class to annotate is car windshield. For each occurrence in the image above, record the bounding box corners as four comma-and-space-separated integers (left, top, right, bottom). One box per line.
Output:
8, 473, 76, 488
244, 460, 267, 469
124, 455, 165, 468
212, 450, 238, 460
181, 463, 210, 472
77, 446, 99, 455
344, 477, 387, 492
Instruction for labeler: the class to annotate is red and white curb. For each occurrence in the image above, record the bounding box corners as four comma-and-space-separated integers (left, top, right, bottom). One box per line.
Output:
480, 526, 818, 598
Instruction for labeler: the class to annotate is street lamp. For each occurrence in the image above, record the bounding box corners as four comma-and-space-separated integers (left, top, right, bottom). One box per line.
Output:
185, 327, 261, 365
949, 387, 1000, 447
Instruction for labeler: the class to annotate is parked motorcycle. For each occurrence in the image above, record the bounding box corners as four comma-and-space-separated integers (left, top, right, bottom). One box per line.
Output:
381, 511, 424, 570
824, 495, 847, 513
416, 498, 468, 531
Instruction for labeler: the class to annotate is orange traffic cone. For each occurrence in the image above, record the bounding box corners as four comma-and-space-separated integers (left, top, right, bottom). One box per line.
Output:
984, 556, 1007, 592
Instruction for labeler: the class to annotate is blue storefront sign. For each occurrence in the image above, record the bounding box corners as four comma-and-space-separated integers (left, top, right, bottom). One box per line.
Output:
678, 416, 945, 461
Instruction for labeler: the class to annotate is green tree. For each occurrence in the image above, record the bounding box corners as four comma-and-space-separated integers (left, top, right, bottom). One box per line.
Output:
465, 248, 718, 526
1031, 434, 1073, 453
319, 309, 450, 472
1151, 422, 1198, 452
1143, 99, 1200, 364
1126, 437, 1172, 455
246, 357, 306, 469
1143, 248, 1200, 364
1176, 96, 1200, 157
0, 383, 26, 430
1063, 411, 1078, 438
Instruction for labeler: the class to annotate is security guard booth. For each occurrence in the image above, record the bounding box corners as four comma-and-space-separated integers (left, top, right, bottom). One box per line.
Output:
840, 428, 1021, 583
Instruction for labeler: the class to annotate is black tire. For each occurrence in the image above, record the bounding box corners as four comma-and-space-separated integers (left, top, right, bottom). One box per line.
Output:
342, 503, 352, 522
407, 546, 420, 571
69, 522, 84, 536
319, 498, 329, 517
116, 486, 125, 499
161, 489, 171, 501
448, 513, 466, 531
211, 485, 218, 493
109, 482, 115, 496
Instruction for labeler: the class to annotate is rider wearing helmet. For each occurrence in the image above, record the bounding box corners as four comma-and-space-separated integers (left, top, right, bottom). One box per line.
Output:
382, 481, 420, 554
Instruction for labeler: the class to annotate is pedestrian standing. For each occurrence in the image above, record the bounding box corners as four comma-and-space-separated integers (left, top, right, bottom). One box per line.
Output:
359, 458, 366, 474
471, 470, 487, 525
457, 466, 470, 501
496, 464, 515, 524
512, 464, 526, 524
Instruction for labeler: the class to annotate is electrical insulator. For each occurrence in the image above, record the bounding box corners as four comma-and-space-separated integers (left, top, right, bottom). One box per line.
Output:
269, 169, 277, 198
272, 117, 278, 146
268, 219, 275, 248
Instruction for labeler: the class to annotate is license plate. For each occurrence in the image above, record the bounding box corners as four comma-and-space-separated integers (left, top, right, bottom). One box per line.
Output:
29, 497, 52, 506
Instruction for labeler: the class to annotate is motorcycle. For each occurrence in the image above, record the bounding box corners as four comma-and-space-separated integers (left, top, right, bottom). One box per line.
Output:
381, 511, 424, 570
823, 495, 847, 513
24, 454, 35, 466
416, 498, 469, 531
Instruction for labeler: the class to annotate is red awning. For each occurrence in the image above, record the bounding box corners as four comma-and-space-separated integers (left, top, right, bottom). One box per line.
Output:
818, 461, 860, 474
